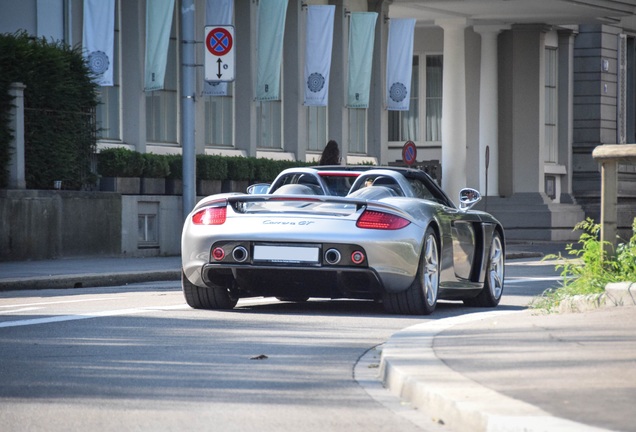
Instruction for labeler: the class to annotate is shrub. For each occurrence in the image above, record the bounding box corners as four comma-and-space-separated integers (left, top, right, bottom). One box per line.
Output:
252, 158, 280, 182
0, 31, 98, 190
532, 217, 636, 311
165, 154, 183, 179
225, 156, 254, 181
97, 148, 145, 178
142, 153, 170, 178
196, 154, 227, 181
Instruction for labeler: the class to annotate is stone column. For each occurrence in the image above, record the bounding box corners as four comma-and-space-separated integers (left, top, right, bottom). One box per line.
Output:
437, 18, 468, 201
8, 82, 26, 190
510, 24, 549, 196
558, 28, 576, 200
474, 25, 508, 196
367, 1, 390, 164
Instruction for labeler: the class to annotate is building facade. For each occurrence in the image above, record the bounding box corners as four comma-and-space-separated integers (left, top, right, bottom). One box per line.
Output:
2, 0, 636, 241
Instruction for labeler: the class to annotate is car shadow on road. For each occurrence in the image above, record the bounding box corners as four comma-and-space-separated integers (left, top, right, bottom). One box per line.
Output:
231, 298, 525, 318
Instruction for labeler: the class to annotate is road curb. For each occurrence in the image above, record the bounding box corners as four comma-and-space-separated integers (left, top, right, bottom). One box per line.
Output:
379, 311, 613, 432
557, 281, 636, 313
0, 270, 180, 291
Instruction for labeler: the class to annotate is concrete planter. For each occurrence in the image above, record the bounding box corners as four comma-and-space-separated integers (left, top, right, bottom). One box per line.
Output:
165, 179, 183, 195
100, 177, 141, 194
196, 179, 222, 196
222, 180, 249, 193
140, 177, 166, 195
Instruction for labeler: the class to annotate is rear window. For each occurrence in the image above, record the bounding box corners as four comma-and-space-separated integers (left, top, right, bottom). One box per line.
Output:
320, 174, 358, 196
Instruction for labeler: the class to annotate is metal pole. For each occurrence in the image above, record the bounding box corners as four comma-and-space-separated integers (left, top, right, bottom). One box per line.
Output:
181, 0, 197, 220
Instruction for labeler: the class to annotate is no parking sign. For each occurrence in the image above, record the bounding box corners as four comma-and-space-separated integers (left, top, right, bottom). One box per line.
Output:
402, 140, 417, 166
205, 25, 235, 82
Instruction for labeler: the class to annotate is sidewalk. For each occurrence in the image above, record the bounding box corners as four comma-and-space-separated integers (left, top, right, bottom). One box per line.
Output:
1, 244, 634, 432
0, 241, 546, 292
0, 255, 181, 291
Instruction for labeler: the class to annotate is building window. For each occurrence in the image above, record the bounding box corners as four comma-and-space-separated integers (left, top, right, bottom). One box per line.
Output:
349, 108, 366, 153
204, 90, 233, 147
545, 47, 558, 163
96, 3, 120, 141
389, 56, 419, 142
307, 106, 327, 151
257, 101, 282, 149
425, 55, 443, 142
146, 12, 178, 144
138, 202, 159, 249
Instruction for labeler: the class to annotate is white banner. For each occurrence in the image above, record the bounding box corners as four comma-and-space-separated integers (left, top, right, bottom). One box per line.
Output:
303, 5, 335, 106
82, 0, 115, 86
144, 0, 175, 92
203, 0, 233, 96
386, 19, 415, 111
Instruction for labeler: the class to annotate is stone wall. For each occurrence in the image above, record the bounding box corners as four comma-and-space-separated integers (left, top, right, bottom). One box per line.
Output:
0, 191, 184, 261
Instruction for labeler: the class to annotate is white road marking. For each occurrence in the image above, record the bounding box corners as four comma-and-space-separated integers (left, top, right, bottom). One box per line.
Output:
505, 276, 563, 284
0, 297, 124, 308
0, 304, 189, 328
0, 307, 41, 315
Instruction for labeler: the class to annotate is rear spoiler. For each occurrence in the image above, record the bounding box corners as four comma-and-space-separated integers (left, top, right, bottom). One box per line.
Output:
194, 194, 413, 219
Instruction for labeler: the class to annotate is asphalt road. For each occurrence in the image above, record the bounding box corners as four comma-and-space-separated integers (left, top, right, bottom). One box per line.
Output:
0, 258, 561, 432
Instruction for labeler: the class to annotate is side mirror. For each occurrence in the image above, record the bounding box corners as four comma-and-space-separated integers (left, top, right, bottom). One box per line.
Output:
247, 183, 270, 194
459, 188, 481, 210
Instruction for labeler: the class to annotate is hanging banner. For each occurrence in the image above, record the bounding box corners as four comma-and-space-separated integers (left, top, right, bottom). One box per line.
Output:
347, 12, 377, 108
386, 18, 415, 110
303, 5, 335, 106
144, 0, 175, 91
203, 0, 233, 96
255, 0, 289, 101
82, 0, 115, 86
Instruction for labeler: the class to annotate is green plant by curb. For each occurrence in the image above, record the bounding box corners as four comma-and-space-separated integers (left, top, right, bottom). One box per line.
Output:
531, 217, 636, 312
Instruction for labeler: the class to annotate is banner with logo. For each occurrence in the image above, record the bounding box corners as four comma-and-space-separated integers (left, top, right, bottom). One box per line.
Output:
203, 0, 233, 96
303, 5, 335, 106
82, 0, 115, 86
347, 12, 377, 108
144, 0, 175, 91
255, 0, 288, 101
386, 18, 415, 110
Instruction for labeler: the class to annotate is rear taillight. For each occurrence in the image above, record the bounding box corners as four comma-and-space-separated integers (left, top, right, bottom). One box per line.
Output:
192, 207, 227, 225
356, 210, 410, 230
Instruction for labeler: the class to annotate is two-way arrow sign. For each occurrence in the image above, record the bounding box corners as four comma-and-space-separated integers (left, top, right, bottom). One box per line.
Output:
205, 26, 235, 82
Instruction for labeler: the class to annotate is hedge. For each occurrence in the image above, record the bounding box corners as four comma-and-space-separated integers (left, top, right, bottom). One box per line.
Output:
0, 31, 98, 190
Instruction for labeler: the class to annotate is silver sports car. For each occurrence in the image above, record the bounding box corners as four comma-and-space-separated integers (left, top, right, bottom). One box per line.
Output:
181, 166, 505, 315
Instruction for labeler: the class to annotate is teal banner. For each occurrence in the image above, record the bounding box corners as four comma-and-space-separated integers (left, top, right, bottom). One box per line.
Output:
144, 0, 175, 91
255, 0, 289, 101
347, 12, 377, 108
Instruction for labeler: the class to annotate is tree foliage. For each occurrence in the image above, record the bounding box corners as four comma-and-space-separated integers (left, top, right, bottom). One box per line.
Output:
0, 31, 98, 190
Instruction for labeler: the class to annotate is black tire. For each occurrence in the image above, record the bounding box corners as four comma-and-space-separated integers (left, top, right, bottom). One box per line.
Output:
383, 226, 440, 315
464, 231, 505, 307
182, 271, 238, 310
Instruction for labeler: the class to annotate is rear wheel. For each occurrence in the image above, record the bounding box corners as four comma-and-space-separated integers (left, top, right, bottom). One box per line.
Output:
182, 271, 238, 310
383, 226, 439, 315
463, 231, 504, 307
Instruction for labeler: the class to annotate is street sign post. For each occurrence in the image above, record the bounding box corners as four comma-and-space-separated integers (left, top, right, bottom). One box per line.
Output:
204, 25, 235, 82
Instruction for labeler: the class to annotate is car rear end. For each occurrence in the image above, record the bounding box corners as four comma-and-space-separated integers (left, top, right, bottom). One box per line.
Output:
181, 195, 428, 300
